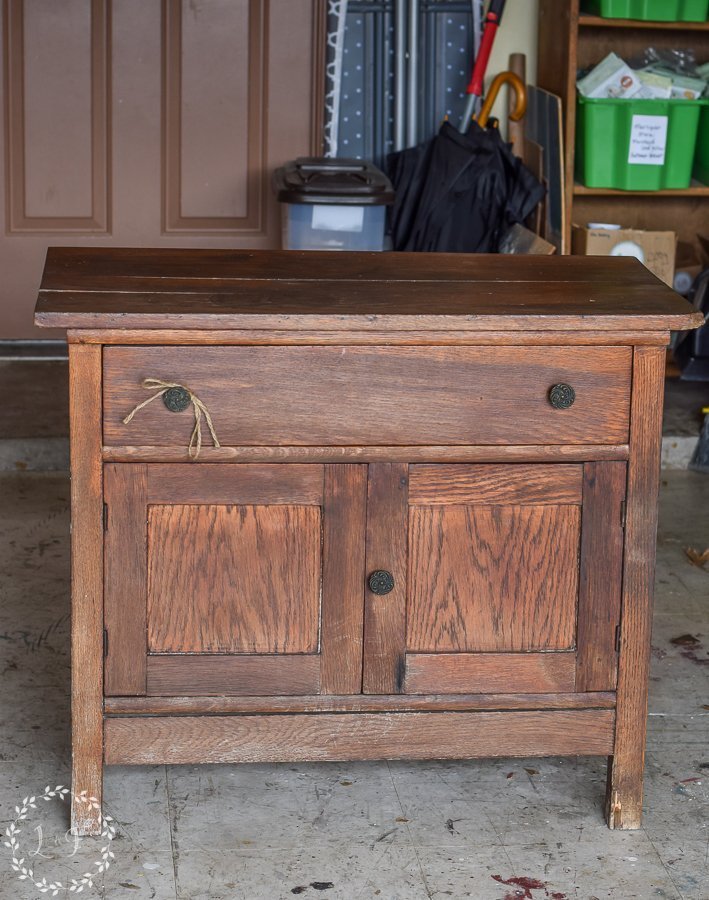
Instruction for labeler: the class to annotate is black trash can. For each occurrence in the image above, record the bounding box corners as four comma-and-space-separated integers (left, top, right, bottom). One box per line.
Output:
272, 157, 394, 251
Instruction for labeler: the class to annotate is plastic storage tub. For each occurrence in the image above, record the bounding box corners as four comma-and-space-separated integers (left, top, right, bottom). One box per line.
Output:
273, 157, 395, 251
582, 0, 709, 20
576, 95, 709, 190
693, 105, 709, 185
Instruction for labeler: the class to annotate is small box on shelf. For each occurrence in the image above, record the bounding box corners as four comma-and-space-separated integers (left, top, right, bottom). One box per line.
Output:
572, 224, 676, 285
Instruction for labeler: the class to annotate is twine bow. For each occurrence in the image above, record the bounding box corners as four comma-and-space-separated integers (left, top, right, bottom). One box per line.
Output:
122, 378, 220, 459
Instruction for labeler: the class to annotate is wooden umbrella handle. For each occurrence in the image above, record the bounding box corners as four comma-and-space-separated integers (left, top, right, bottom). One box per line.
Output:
476, 71, 527, 130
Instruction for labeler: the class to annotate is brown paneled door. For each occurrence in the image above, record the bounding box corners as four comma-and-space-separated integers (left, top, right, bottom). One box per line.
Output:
0, 0, 324, 338
363, 462, 627, 697
103, 464, 367, 697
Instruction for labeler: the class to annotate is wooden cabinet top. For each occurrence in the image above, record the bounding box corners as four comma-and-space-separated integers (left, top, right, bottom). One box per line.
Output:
34, 247, 702, 333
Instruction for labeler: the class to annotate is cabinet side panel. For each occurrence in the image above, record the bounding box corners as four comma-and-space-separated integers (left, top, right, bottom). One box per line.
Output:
104, 463, 148, 694
319, 465, 367, 694
68, 343, 104, 835
608, 346, 666, 829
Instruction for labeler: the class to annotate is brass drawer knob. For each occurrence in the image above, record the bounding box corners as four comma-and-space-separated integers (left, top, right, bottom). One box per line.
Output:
368, 570, 395, 595
163, 386, 191, 412
548, 383, 576, 410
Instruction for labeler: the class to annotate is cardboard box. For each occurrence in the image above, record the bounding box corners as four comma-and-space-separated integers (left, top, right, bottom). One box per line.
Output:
572, 225, 676, 287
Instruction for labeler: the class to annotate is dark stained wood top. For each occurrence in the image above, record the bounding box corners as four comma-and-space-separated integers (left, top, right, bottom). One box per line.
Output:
34, 247, 702, 332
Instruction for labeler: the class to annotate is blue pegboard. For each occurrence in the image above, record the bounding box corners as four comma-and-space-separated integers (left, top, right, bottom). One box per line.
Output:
329, 1, 476, 167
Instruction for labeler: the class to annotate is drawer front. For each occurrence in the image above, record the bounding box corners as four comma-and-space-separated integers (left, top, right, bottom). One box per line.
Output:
103, 345, 632, 447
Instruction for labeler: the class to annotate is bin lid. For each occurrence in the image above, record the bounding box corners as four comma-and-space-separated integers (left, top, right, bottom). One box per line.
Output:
273, 157, 395, 205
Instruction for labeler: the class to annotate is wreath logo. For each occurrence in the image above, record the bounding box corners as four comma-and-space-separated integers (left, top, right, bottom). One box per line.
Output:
4, 786, 116, 895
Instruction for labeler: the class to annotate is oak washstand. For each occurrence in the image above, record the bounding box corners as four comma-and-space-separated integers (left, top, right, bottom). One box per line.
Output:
35, 248, 702, 835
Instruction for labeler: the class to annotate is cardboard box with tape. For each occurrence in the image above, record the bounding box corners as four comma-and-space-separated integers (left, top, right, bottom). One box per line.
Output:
572, 224, 676, 286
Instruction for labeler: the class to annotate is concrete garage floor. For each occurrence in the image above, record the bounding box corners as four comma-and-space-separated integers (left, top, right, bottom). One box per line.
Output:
0, 470, 707, 899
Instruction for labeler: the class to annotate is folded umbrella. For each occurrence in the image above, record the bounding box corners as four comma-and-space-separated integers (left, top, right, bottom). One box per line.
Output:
387, 119, 544, 253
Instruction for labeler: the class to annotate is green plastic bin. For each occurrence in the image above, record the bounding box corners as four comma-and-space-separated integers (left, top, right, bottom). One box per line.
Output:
576, 95, 708, 190
582, 0, 708, 20
693, 105, 709, 185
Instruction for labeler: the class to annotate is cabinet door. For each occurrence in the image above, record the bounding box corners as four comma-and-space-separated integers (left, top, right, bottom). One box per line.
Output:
104, 463, 366, 697
363, 462, 626, 695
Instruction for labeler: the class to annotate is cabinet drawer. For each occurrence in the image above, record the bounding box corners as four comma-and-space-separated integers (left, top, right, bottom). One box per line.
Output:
103, 345, 632, 447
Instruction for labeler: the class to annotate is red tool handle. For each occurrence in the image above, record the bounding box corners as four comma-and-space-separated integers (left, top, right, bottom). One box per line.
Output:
465, 0, 507, 97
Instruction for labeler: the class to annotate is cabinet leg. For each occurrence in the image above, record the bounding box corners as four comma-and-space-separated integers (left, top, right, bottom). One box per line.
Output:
71, 755, 103, 836
605, 754, 643, 830
605, 347, 666, 831
68, 343, 105, 837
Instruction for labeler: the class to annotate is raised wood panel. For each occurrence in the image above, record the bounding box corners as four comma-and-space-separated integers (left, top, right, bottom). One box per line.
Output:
163, 0, 265, 232
104, 709, 617, 765
4, 0, 109, 231
147, 503, 322, 654
103, 345, 632, 446
404, 653, 576, 695
409, 464, 583, 505
146, 654, 321, 696
407, 504, 581, 653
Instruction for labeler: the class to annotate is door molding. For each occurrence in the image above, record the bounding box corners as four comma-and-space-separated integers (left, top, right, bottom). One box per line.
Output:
4, 0, 110, 233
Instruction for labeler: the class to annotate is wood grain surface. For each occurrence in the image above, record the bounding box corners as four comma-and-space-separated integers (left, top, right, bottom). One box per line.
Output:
68, 343, 104, 836
146, 463, 324, 505
36, 248, 702, 332
105, 691, 617, 715
319, 465, 368, 694
362, 463, 409, 694
407, 504, 580, 652
37, 246, 681, 286
104, 464, 148, 695
104, 709, 616, 765
607, 347, 666, 829
146, 655, 321, 697
575, 461, 627, 692
102, 444, 631, 464
103, 345, 632, 446
404, 652, 576, 694
408, 463, 583, 505
147, 503, 322, 654
69, 328, 672, 347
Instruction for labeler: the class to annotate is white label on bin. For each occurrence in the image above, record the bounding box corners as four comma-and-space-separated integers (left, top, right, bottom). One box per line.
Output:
312, 204, 365, 232
628, 115, 668, 165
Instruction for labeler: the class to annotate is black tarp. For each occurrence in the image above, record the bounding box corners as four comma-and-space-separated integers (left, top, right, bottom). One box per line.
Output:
387, 120, 545, 253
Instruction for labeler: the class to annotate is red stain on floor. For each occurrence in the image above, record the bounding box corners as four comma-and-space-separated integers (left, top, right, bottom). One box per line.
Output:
491, 874, 567, 900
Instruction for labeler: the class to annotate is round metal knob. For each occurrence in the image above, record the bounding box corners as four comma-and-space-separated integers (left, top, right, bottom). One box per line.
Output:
163, 386, 191, 412
548, 383, 576, 410
368, 570, 395, 595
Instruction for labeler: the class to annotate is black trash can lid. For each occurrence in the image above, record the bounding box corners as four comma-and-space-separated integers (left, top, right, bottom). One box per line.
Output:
273, 157, 395, 205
